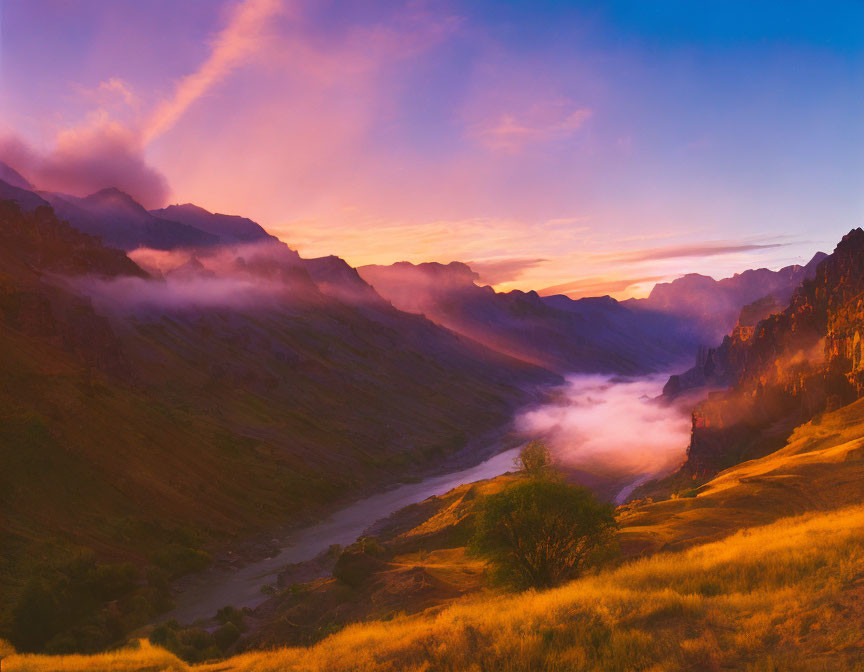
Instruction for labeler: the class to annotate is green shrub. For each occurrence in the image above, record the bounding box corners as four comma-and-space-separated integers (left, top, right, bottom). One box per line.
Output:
471, 479, 617, 589
515, 441, 556, 479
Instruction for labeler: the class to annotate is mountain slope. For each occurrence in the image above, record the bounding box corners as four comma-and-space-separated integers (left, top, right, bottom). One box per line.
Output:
627, 253, 827, 346
0, 179, 49, 212
40, 189, 220, 251
150, 204, 275, 244
0, 199, 560, 652
0, 162, 34, 190
359, 261, 696, 374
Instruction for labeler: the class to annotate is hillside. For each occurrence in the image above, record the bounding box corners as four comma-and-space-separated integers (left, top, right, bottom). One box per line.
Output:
7, 390, 863, 669
0, 199, 558, 652
627, 253, 826, 346
113, 391, 860, 658
359, 261, 696, 374
6, 501, 862, 670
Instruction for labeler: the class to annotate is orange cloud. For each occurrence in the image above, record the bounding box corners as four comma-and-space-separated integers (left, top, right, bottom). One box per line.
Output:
467, 257, 547, 285
539, 275, 667, 298
143, 0, 286, 143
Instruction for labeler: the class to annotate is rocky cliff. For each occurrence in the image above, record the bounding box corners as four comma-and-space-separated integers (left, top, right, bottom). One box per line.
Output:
628, 253, 827, 346
667, 230, 864, 482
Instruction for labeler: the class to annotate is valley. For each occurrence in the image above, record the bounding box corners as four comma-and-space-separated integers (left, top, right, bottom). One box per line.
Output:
2, 6, 861, 669
0, 145, 860, 671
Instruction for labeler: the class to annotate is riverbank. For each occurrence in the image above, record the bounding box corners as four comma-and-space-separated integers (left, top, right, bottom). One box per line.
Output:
160, 418, 530, 624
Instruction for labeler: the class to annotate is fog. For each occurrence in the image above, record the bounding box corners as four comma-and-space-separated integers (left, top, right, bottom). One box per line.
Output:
517, 375, 692, 483
1, 130, 170, 209
69, 275, 289, 313
68, 241, 316, 313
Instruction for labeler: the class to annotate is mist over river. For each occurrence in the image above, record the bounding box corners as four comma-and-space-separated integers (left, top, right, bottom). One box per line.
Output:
167, 375, 690, 623
517, 375, 693, 501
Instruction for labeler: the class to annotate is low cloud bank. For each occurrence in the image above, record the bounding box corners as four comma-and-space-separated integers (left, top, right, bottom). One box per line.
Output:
0, 129, 170, 209
517, 375, 691, 480
68, 240, 313, 312
70, 275, 287, 312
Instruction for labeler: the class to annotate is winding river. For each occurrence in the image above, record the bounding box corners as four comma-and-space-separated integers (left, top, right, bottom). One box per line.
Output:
166, 444, 523, 623
165, 374, 689, 624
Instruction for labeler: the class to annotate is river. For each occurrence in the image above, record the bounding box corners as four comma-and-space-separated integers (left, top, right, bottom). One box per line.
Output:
166, 374, 689, 624
166, 444, 523, 623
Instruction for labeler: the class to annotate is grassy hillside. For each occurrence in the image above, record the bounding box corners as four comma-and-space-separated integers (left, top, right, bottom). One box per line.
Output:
0, 201, 556, 651
235, 396, 864, 651
7, 396, 864, 670
618, 394, 864, 556
5, 504, 863, 672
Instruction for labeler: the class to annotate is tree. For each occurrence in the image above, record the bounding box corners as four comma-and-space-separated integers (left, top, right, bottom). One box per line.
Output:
470, 480, 617, 590
516, 440, 555, 478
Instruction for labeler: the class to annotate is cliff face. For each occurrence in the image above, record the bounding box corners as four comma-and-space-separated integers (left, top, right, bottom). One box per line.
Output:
678, 230, 864, 478
662, 295, 786, 396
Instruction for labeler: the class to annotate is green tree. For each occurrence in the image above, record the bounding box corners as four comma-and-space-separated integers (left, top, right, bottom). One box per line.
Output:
471, 480, 617, 590
516, 440, 555, 479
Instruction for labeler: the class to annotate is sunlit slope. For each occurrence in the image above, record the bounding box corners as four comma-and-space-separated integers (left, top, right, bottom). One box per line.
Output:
252, 398, 864, 647
0, 201, 555, 606
619, 395, 864, 556
6, 505, 863, 672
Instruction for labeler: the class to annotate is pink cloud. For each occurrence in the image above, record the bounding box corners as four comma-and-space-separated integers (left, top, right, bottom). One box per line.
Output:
143, 0, 287, 143
0, 119, 170, 208
473, 104, 592, 153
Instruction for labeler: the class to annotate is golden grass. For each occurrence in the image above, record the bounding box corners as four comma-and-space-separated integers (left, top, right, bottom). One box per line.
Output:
205, 505, 864, 672
9, 506, 862, 672
1, 639, 16, 658
4, 639, 186, 672
618, 397, 864, 556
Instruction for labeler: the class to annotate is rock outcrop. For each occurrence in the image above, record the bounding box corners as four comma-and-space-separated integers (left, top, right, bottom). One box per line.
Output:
628, 253, 827, 346
670, 230, 864, 480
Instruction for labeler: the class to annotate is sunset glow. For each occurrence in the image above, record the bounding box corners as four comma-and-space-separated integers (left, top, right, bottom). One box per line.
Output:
1, 0, 862, 296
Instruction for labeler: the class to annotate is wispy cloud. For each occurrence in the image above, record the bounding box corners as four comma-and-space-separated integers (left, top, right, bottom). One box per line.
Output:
0, 0, 285, 207
467, 257, 547, 285
539, 275, 667, 298
596, 241, 787, 263
472, 103, 592, 153
143, 0, 286, 143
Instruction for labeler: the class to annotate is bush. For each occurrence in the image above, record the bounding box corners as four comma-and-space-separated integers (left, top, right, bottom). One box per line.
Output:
516, 441, 556, 479
332, 538, 389, 588
6, 553, 171, 655
150, 616, 243, 663
470, 479, 617, 589
150, 543, 211, 577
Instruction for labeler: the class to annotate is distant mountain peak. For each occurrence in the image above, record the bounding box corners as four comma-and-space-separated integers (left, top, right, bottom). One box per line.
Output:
366, 260, 480, 287
83, 187, 151, 215
0, 161, 34, 190
151, 203, 274, 244
167, 202, 211, 215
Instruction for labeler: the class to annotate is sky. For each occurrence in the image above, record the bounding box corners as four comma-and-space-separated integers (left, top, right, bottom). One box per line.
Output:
1, 0, 862, 298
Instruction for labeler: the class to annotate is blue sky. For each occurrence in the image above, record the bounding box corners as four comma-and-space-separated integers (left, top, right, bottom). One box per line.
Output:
1, 0, 862, 296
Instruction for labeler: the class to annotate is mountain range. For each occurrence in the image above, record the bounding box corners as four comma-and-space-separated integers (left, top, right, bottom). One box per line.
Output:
0, 161, 842, 657
637, 228, 864, 497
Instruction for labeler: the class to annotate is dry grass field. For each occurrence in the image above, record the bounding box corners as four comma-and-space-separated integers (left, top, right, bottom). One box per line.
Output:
5, 503, 863, 672
5, 400, 864, 672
